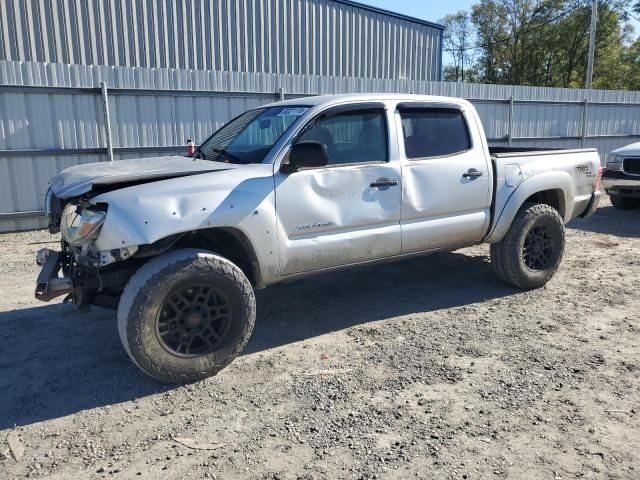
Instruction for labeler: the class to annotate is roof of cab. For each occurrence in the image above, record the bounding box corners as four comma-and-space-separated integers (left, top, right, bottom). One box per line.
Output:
262, 93, 471, 110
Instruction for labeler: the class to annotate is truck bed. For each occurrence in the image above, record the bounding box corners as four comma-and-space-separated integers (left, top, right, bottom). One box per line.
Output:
487, 147, 600, 237
489, 146, 595, 157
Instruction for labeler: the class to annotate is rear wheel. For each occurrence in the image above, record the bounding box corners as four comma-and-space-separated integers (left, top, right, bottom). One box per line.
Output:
609, 194, 639, 210
117, 249, 255, 383
490, 203, 565, 290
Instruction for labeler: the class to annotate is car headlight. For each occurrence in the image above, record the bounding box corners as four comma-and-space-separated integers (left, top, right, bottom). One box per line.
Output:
605, 153, 623, 171
61, 203, 107, 246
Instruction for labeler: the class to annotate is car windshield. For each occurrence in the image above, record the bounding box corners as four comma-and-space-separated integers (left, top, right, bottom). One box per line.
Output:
193, 106, 310, 164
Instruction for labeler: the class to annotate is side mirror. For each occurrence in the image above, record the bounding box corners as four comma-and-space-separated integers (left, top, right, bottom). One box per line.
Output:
280, 141, 329, 173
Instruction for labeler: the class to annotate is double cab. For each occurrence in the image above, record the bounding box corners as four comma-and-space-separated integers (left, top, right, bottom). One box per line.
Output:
35, 94, 602, 382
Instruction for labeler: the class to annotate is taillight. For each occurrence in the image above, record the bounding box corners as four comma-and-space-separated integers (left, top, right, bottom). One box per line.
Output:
594, 166, 603, 193
187, 139, 195, 157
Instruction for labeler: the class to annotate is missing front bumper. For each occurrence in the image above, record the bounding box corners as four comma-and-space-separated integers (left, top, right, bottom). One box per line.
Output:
34, 250, 74, 302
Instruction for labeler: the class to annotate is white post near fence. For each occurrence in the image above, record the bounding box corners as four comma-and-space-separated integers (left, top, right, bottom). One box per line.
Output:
100, 81, 114, 163
581, 99, 589, 148
508, 96, 514, 146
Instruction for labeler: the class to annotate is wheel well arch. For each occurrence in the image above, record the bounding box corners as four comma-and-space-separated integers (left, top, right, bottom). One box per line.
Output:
144, 227, 263, 288
485, 179, 571, 244
524, 189, 566, 219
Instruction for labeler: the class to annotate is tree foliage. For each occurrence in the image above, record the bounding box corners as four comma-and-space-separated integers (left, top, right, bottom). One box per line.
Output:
442, 11, 476, 82
442, 0, 640, 90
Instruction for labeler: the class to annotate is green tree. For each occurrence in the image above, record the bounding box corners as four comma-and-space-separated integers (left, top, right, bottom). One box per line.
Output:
591, 4, 636, 89
471, 0, 569, 86
441, 11, 476, 82
464, 0, 639, 90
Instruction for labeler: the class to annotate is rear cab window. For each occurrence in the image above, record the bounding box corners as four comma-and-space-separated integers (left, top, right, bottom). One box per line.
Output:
398, 108, 471, 159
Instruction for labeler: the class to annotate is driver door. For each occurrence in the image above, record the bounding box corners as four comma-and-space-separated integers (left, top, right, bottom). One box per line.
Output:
274, 103, 403, 275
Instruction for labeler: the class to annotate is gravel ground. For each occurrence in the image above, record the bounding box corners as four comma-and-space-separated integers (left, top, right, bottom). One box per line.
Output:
0, 197, 638, 479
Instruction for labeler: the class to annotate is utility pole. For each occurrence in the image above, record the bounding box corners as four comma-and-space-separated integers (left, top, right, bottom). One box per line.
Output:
585, 0, 598, 89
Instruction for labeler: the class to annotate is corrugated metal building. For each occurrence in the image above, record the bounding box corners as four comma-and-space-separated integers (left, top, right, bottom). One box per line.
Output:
0, 0, 444, 81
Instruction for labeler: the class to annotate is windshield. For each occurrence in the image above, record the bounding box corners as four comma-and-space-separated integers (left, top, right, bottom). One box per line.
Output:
194, 106, 310, 164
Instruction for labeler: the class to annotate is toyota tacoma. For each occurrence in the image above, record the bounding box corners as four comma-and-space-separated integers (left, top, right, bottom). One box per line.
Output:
35, 94, 602, 383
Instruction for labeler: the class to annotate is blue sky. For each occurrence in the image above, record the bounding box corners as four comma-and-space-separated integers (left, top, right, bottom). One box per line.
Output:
357, 0, 640, 39
357, 0, 476, 26
358, 0, 639, 67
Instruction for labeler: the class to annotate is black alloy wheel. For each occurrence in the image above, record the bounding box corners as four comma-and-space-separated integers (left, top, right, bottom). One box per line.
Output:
118, 249, 256, 383
522, 225, 555, 271
156, 284, 232, 358
490, 203, 565, 290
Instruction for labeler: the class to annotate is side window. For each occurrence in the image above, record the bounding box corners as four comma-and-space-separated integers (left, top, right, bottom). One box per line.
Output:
297, 108, 388, 165
399, 109, 471, 159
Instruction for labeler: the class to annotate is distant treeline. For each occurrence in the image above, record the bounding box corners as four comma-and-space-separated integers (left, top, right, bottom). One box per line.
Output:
442, 0, 640, 90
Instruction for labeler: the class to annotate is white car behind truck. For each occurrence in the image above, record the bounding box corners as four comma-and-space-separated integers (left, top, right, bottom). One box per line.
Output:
35, 94, 602, 383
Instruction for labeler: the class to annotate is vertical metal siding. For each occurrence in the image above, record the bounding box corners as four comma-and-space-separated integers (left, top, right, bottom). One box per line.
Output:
0, 0, 444, 81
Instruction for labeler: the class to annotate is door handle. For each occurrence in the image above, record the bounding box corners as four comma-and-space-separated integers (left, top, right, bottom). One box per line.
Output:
463, 168, 483, 178
370, 179, 398, 188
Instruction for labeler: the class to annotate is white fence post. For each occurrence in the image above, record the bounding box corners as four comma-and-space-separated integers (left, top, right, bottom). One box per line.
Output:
581, 99, 589, 148
508, 96, 514, 146
100, 81, 114, 163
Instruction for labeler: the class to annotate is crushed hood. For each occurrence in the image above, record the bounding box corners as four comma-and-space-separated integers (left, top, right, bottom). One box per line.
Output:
50, 156, 235, 198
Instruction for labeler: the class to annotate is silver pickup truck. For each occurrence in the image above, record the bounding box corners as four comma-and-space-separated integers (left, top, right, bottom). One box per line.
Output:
35, 94, 602, 383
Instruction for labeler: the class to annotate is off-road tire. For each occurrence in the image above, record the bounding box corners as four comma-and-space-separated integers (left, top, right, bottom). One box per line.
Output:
609, 194, 639, 210
490, 203, 565, 290
117, 249, 256, 383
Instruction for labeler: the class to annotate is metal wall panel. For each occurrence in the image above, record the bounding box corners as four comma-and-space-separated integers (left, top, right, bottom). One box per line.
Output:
1, 60, 640, 232
512, 103, 584, 139
0, 0, 443, 81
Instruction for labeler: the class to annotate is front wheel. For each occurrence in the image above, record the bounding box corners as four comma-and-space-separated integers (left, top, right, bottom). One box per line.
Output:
490, 203, 565, 290
117, 249, 256, 383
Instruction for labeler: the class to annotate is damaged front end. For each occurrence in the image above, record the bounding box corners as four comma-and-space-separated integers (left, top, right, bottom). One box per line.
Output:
35, 243, 140, 310
35, 155, 232, 310
34, 155, 259, 311
34, 249, 74, 302
36, 194, 140, 310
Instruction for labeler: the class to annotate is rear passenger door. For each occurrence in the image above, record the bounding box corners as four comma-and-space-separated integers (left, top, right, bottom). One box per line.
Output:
397, 104, 492, 253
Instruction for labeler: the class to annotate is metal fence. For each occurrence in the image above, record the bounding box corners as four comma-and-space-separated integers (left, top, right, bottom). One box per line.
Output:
1, 60, 640, 232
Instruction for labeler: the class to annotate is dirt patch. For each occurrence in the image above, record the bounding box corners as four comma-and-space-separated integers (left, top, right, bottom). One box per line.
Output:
1, 198, 639, 479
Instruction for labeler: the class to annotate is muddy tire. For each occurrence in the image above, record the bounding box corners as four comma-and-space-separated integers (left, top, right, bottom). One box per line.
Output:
117, 249, 255, 383
490, 203, 565, 290
609, 194, 639, 210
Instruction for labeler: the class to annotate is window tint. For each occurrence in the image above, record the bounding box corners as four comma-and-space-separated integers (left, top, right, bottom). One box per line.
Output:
400, 109, 471, 159
197, 106, 309, 164
297, 108, 388, 165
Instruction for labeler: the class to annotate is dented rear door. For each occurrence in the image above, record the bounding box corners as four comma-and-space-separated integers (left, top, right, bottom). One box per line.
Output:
396, 103, 492, 253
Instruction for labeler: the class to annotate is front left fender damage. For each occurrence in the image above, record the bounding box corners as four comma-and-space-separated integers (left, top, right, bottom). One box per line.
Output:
91, 165, 276, 253
38, 164, 279, 309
